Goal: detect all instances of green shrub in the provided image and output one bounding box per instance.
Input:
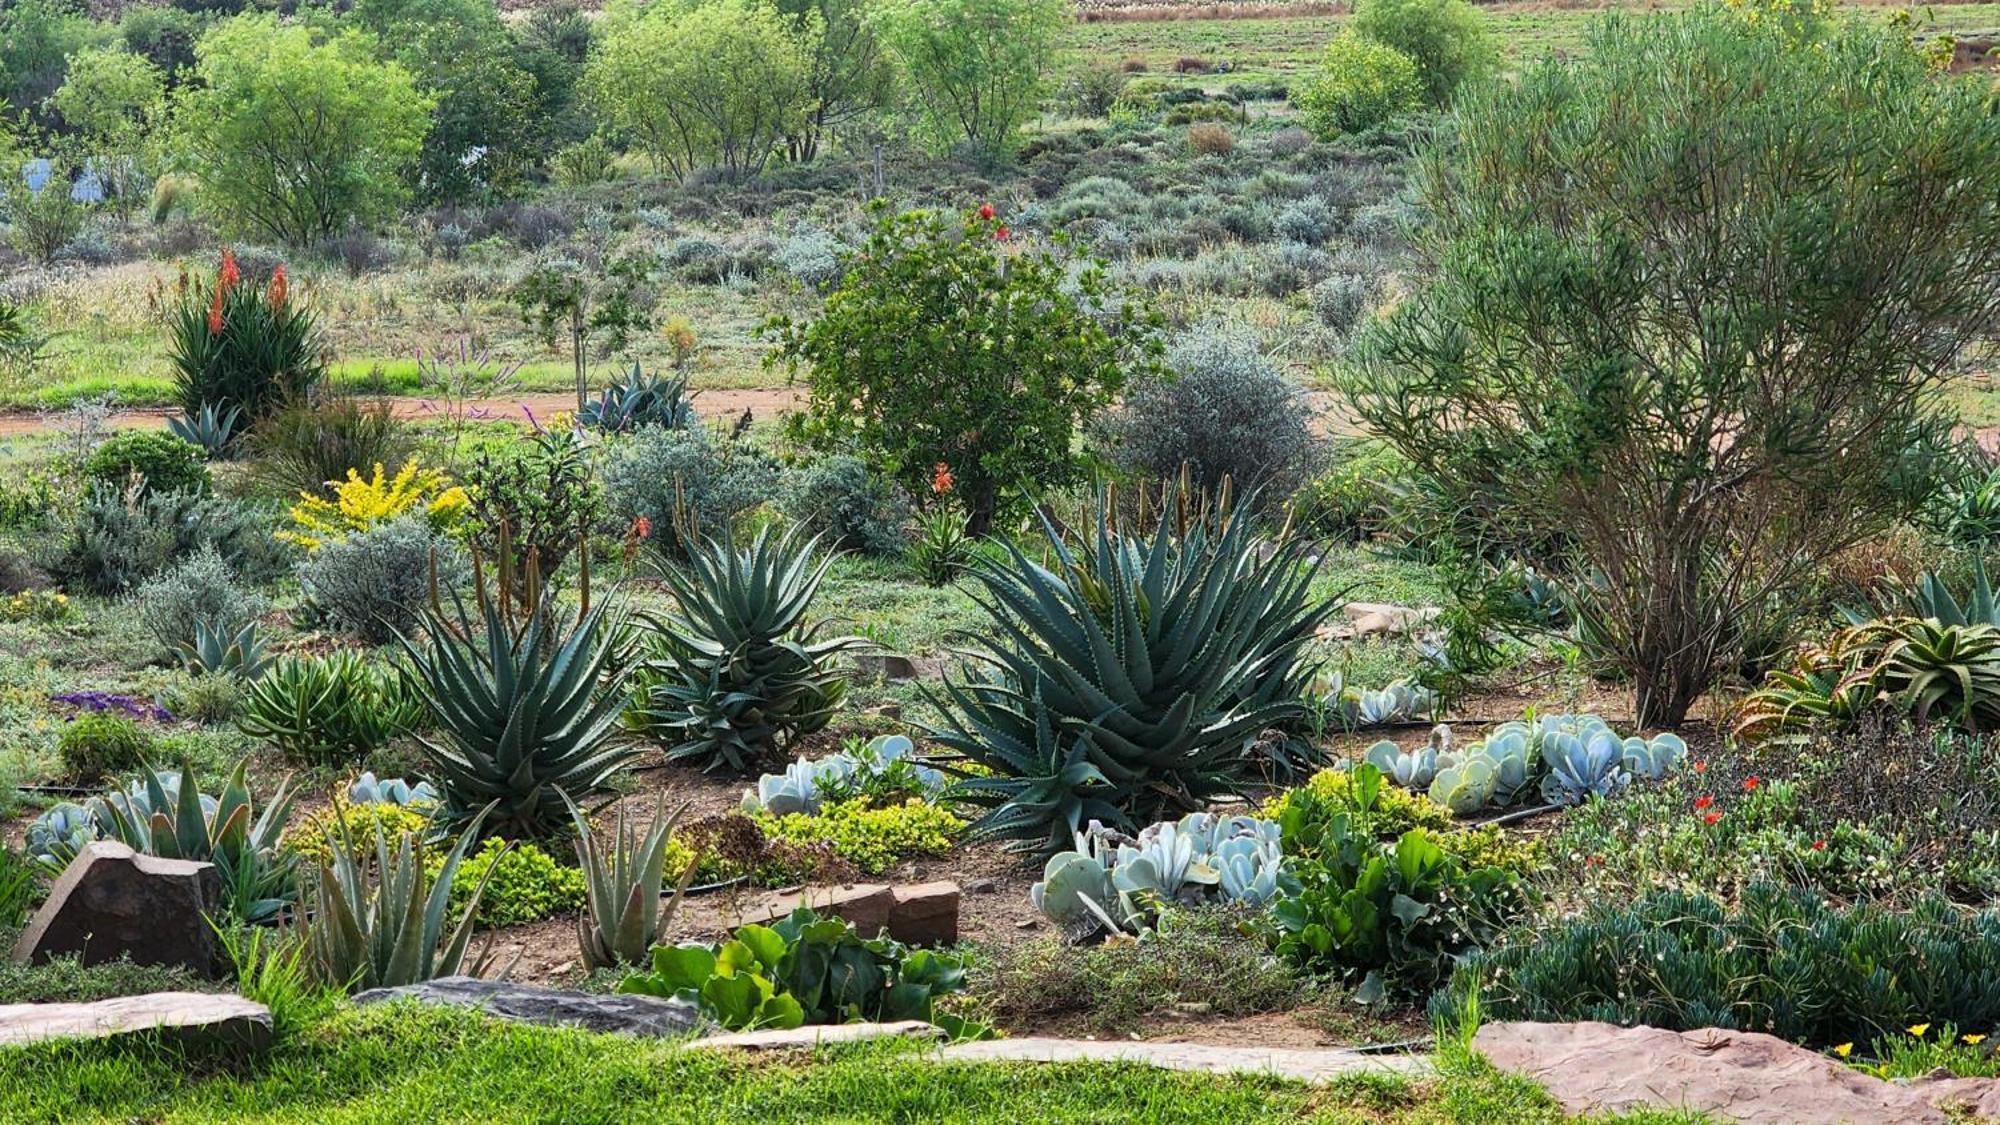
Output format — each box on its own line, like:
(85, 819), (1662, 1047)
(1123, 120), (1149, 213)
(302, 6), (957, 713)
(464, 430), (603, 585)
(778, 455), (910, 558)
(299, 516), (468, 643)
(166, 675), (244, 725)
(433, 838), (584, 928)
(1295, 34), (1422, 140)
(755, 799), (960, 876)
(83, 431), (211, 497)
(45, 484), (281, 595)
(56, 711), (158, 783)
(1445, 884), (2000, 1050)
(248, 395), (413, 502)
(619, 907), (977, 1033)
(0, 845), (40, 929)
(769, 202), (1162, 534)
(1289, 440), (1410, 543)
(237, 652), (426, 766)
(134, 546), (263, 658)
(282, 800), (435, 867)
(1349, 0), (1494, 106)
(168, 249), (326, 423)
(0, 953), (207, 1005)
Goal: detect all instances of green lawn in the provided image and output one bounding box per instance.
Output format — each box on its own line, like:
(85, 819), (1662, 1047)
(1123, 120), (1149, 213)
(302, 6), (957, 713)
(0, 1002), (1709, 1123)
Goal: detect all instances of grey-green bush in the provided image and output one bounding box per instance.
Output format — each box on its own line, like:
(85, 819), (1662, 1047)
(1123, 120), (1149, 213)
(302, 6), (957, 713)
(135, 546), (264, 657)
(601, 425), (781, 558)
(1274, 197), (1338, 246)
(1099, 324), (1318, 495)
(45, 485), (285, 595)
(1310, 273), (1376, 332)
(299, 516), (469, 643)
(779, 455), (911, 557)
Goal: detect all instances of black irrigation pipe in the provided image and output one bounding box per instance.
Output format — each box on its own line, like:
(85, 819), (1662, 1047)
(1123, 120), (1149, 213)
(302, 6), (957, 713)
(12, 783), (96, 798)
(1463, 802), (1564, 830)
(1349, 1036), (1435, 1055)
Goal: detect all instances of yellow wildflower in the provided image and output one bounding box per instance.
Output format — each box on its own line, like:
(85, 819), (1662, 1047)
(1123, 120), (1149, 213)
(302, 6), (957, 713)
(279, 458), (468, 551)
(1965, 1034), (1988, 1046)
(1909, 1023), (1931, 1038)
(1832, 1043), (1853, 1058)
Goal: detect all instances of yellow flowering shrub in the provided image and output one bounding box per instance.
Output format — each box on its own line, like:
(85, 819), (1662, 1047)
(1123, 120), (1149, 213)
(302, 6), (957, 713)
(2, 590), (75, 624)
(282, 800), (435, 866)
(279, 459), (471, 551)
(756, 798), (962, 875)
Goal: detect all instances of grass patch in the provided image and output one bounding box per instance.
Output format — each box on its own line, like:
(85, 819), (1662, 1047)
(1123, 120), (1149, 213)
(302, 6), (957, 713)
(0, 1001), (1601, 1123)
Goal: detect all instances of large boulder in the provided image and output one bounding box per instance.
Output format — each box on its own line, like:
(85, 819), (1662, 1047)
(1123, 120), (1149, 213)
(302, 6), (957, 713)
(352, 977), (705, 1037)
(743, 881), (962, 946)
(1474, 1021), (1947, 1124)
(11, 842), (223, 978)
(0, 992), (271, 1053)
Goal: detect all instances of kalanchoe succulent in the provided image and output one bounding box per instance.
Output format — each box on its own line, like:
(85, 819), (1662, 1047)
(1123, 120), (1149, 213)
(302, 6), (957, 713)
(347, 772), (437, 807)
(1030, 812), (1290, 940)
(1540, 728), (1631, 805)
(743, 734), (945, 816)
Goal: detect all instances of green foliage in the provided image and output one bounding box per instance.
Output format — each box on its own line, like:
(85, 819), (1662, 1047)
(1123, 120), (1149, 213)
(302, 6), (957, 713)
(177, 619), (275, 680)
(304, 818), (496, 993)
(1294, 33), (1423, 139)
(0, 846), (41, 930)
(0, 954), (203, 1007)
(1290, 440), (1409, 544)
(1353, 8), (1995, 725)
(164, 15), (433, 246)
(168, 252), (327, 426)
(1445, 884), (2000, 1050)
(569, 796), (695, 971)
(56, 711), (156, 784)
(1266, 813), (1521, 1004)
(619, 907), (978, 1034)
(931, 498), (1330, 854)
(577, 361), (698, 434)
(87, 760), (299, 925)
(47, 483), (277, 595)
(299, 515), (469, 643)
(1741, 617), (2000, 741)
(217, 925), (338, 1043)
(283, 800), (435, 868)
(248, 396), (411, 502)
(870, 0), (1067, 155)
(169, 403), (245, 460)
(770, 203), (1161, 533)
(585, 0), (814, 179)
(464, 430), (603, 587)
(398, 581), (639, 840)
(633, 527), (863, 773)
(755, 798), (960, 875)
(1349, 0), (1495, 106)
(436, 837), (584, 928)
(1, 152), (90, 265)
(237, 652), (426, 766)
(83, 432), (209, 498)
(134, 545), (261, 659)
(602, 424), (780, 561)
(906, 507), (973, 587)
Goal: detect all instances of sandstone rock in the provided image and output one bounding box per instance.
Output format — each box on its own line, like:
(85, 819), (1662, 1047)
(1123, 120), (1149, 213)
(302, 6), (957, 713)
(938, 1038), (1430, 1083)
(852, 654), (919, 682)
(687, 1020), (943, 1052)
(0, 992), (270, 1053)
(12, 842), (223, 977)
(889, 881), (960, 946)
(352, 976), (705, 1037)
(1474, 1021), (1946, 1124)
(1343, 602), (1440, 637)
(1910, 1075), (2000, 1118)
(745, 883), (896, 937)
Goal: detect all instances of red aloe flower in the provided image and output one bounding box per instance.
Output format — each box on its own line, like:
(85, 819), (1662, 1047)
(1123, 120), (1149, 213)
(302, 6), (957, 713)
(994, 226), (1011, 241)
(932, 462), (954, 495)
(219, 248), (240, 291)
(1693, 795), (1714, 812)
(1742, 776), (1760, 792)
(267, 265), (288, 310)
(1812, 839), (1827, 851)
(206, 286), (225, 336)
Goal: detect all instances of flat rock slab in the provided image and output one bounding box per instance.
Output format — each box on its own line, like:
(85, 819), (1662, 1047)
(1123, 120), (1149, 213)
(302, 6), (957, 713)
(1475, 1021), (1946, 1124)
(352, 976), (705, 1038)
(743, 882), (962, 946)
(1908, 1075), (2000, 1117)
(0, 992), (270, 1053)
(937, 1038), (1431, 1083)
(687, 1020), (944, 1052)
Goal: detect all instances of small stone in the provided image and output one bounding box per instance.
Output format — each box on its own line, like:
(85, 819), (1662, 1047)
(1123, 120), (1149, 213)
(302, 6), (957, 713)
(888, 881), (960, 946)
(352, 977), (704, 1038)
(852, 654), (919, 682)
(0, 992), (270, 1053)
(966, 878), (997, 895)
(12, 842), (223, 978)
(1016, 919), (1039, 930)
(865, 703), (904, 721)
(744, 884), (896, 937)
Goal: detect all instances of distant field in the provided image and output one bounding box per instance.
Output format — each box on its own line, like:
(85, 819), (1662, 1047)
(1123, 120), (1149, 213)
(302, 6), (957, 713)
(1075, 3), (2000, 85)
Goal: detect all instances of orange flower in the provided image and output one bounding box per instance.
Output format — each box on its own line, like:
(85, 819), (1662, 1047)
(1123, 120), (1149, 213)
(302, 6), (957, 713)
(977, 203), (996, 221)
(932, 462), (954, 495)
(267, 265), (288, 310)
(206, 285), (225, 336)
(1703, 811), (1723, 826)
(1693, 795), (1714, 811)
(219, 248), (240, 291)
(1742, 776), (1760, 792)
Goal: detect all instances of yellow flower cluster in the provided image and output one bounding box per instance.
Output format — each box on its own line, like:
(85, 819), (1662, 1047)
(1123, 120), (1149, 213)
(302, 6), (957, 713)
(281, 799), (434, 866)
(2, 589), (74, 624)
(279, 459), (471, 552)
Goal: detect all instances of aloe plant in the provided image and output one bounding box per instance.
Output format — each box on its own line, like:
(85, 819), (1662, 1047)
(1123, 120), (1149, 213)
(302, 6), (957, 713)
(168, 402), (243, 459)
(397, 536), (640, 838)
(930, 495), (1330, 854)
(304, 818), (499, 992)
(568, 795), (697, 970)
(578, 361), (697, 433)
(176, 619), (273, 679)
(633, 526), (864, 774)
(91, 760), (297, 922)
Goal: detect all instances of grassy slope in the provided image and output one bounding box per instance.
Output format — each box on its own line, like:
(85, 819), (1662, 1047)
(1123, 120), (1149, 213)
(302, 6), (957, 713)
(0, 1003), (1707, 1124)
